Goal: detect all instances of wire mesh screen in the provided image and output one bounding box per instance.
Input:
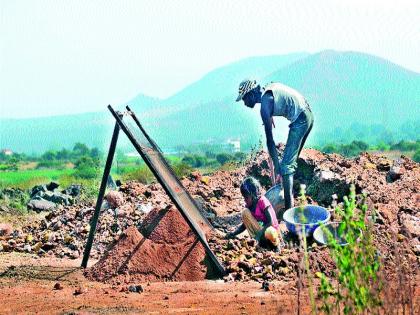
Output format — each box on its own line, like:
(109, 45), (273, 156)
(120, 111), (213, 242)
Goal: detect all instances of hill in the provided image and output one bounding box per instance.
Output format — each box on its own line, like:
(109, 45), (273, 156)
(1, 51), (419, 154)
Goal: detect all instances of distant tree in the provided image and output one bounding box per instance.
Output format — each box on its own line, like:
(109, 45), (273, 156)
(352, 140), (369, 151)
(375, 141), (390, 151)
(205, 151), (216, 159)
(72, 143), (90, 157)
(322, 144), (338, 154)
(181, 155), (195, 167)
(193, 155), (206, 168)
(73, 156), (100, 179)
(56, 148), (71, 160)
(234, 152), (247, 162)
(90, 147), (101, 159)
(216, 153), (232, 165)
(41, 150), (57, 161)
(413, 149), (420, 163)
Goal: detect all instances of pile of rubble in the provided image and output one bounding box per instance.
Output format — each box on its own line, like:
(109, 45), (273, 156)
(0, 147), (418, 283)
(0, 187), (148, 259)
(27, 182), (81, 212)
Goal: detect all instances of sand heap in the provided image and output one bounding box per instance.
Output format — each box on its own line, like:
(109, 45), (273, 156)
(85, 206), (218, 283)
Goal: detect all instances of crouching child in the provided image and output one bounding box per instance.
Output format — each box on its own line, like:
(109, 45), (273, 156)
(226, 177), (283, 251)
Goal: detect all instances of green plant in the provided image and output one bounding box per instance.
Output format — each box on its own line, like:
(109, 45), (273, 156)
(58, 174), (99, 202)
(317, 185), (382, 314)
(296, 184), (317, 315)
(73, 156), (100, 179)
(170, 161), (193, 178)
(122, 165), (154, 184)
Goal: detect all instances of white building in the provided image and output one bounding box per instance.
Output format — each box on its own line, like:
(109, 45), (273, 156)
(227, 139), (241, 153)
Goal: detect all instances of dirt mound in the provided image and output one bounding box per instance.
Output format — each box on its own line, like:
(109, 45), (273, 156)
(85, 207), (217, 283)
(2, 147), (419, 285)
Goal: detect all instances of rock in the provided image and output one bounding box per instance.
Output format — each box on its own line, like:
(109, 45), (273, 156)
(62, 184), (81, 197)
(363, 162), (376, 170)
(23, 244), (32, 252)
(70, 250), (80, 259)
(74, 285), (87, 295)
(213, 188), (225, 199)
(42, 191), (71, 205)
(238, 261), (252, 273)
(52, 221), (62, 231)
(46, 181), (59, 191)
(261, 280), (274, 291)
(376, 159), (392, 171)
(400, 214), (420, 237)
(190, 171), (202, 181)
(128, 285), (144, 293)
(25, 234), (34, 243)
(200, 176), (210, 185)
(30, 185), (47, 198)
(53, 282), (63, 290)
(27, 199), (56, 212)
(105, 191), (124, 208)
(387, 166), (404, 182)
(137, 203), (153, 214)
(0, 223), (13, 236)
(316, 170), (335, 181)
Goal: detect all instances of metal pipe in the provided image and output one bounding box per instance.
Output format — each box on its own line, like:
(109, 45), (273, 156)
(81, 115), (120, 268)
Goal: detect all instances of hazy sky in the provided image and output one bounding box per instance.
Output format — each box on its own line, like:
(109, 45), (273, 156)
(1, 0), (419, 118)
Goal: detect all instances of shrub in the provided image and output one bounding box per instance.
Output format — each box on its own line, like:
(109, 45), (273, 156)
(122, 165), (154, 184)
(73, 156), (100, 179)
(170, 161), (193, 178)
(316, 185), (382, 314)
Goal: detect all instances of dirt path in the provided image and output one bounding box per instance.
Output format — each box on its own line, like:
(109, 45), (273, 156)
(0, 252), (301, 314)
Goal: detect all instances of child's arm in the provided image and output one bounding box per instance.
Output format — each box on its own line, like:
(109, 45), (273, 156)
(263, 207), (274, 228)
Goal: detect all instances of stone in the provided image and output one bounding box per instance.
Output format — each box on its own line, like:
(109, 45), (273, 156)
(27, 199), (56, 212)
(387, 166), (404, 182)
(105, 191), (124, 208)
(400, 214), (420, 237)
(74, 285), (87, 295)
(200, 176), (210, 185)
(30, 185), (47, 198)
(128, 285), (144, 293)
(376, 159), (392, 171)
(62, 184), (81, 197)
(46, 181), (59, 191)
(0, 223), (13, 236)
(53, 282), (63, 290)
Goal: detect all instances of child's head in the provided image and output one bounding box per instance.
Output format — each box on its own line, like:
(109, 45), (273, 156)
(240, 176), (262, 207)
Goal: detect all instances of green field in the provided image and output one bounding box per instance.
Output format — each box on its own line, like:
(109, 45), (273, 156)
(0, 169), (75, 189)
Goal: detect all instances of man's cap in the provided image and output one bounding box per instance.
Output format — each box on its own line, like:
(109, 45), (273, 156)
(235, 79), (257, 102)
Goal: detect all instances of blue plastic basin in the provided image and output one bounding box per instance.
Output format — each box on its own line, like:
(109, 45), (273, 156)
(283, 205), (331, 237)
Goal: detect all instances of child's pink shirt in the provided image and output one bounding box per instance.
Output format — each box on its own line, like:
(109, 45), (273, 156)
(252, 196), (279, 229)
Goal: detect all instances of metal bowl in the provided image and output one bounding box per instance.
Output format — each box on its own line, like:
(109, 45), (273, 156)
(283, 205), (330, 237)
(313, 222), (362, 246)
(264, 184), (285, 217)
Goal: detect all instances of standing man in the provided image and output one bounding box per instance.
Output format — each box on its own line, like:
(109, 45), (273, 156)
(236, 79), (314, 210)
